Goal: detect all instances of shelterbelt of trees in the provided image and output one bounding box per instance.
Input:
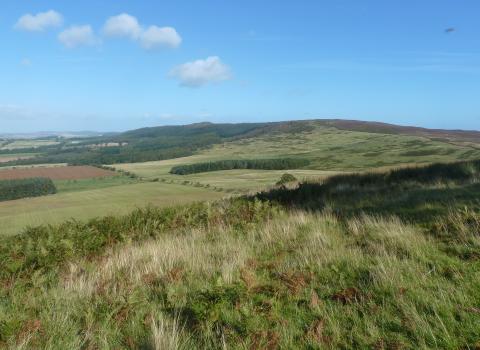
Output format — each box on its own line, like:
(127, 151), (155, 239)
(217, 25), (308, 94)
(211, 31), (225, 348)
(170, 158), (311, 175)
(0, 177), (57, 202)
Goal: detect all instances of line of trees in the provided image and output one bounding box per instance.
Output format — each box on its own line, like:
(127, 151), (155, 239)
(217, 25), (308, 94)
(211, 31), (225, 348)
(0, 177), (57, 202)
(170, 158), (310, 175)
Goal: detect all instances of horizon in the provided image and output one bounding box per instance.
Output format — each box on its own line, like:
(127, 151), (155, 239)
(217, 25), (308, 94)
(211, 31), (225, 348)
(2, 117), (480, 138)
(1, 0), (480, 132)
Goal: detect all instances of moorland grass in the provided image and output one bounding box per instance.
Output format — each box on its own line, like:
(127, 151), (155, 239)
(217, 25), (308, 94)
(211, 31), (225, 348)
(254, 159), (480, 223)
(1, 200), (479, 348)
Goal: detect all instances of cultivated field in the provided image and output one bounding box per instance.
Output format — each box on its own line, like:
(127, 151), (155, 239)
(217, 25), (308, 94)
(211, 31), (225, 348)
(0, 165), (115, 180)
(115, 157), (338, 192)
(0, 182), (223, 236)
(0, 153), (37, 163)
(0, 139), (59, 150)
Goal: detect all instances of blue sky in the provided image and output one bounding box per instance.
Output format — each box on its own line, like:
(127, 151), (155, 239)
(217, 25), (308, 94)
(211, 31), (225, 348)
(1, 0), (479, 132)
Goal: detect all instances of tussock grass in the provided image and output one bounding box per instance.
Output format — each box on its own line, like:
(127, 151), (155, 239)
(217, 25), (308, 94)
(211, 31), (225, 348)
(2, 205), (480, 348)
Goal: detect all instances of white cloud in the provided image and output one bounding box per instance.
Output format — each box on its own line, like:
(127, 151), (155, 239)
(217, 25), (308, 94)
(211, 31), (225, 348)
(139, 26), (181, 49)
(102, 13), (181, 50)
(169, 56), (232, 87)
(58, 25), (97, 48)
(15, 10), (63, 32)
(103, 13), (141, 39)
(20, 58), (32, 67)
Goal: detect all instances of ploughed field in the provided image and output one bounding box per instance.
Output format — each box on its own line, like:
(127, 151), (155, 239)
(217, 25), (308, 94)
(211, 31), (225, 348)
(0, 165), (115, 180)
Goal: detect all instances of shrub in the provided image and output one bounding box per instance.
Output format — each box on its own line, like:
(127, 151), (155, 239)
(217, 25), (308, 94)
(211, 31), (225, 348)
(0, 177), (57, 202)
(276, 173), (298, 185)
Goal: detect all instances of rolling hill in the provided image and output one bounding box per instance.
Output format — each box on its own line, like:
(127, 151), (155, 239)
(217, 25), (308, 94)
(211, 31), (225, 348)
(2, 119), (480, 167)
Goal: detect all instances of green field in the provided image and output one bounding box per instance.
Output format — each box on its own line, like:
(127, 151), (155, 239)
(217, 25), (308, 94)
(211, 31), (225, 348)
(0, 139), (59, 150)
(0, 182), (223, 236)
(115, 157), (339, 192)
(53, 176), (139, 193)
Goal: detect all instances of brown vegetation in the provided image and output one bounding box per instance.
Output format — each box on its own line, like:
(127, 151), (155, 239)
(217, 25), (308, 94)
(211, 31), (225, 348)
(0, 165), (115, 180)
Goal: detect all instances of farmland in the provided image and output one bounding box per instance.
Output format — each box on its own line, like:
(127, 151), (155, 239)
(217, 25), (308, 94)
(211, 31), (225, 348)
(0, 165), (115, 180)
(0, 139), (59, 150)
(0, 153), (37, 163)
(0, 181), (223, 236)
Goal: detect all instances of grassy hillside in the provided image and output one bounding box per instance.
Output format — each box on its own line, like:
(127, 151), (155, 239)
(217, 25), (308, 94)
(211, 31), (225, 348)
(2, 119), (479, 168)
(1, 160), (479, 349)
(114, 121), (480, 194)
(198, 122), (480, 170)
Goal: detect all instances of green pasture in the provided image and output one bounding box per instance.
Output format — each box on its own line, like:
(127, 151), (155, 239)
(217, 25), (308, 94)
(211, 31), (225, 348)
(53, 175), (139, 193)
(0, 182), (223, 236)
(0, 139), (59, 150)
(115, 160), (338, 192)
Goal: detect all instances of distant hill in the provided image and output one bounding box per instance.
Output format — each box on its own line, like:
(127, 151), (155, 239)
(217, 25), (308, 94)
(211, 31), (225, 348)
(320, 119), (480, 143)
(0, 131), (113, 139)
(1, 119), (479, 167)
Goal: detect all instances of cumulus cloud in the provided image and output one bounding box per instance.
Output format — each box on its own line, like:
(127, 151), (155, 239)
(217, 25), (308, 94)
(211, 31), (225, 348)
(169, 56), (232, 87)
(103, 13), (141, 39)
(102, 13), (181, 50)
(58, 25), (97, 48)
(15, 10), (63, 31)
(139, 26), (181, 49)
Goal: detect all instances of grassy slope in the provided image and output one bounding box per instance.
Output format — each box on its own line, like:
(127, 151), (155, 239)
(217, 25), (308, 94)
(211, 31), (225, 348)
(1, 161), (480, 348)
(115, 122), (480, 192)
(198, 122), (480, 170)
(0, 182), (223, 236)
(53, 176), (138, 194)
